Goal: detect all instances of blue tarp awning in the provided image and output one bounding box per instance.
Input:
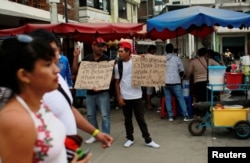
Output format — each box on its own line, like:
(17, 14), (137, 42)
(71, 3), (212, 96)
(147, 6), (250, 40)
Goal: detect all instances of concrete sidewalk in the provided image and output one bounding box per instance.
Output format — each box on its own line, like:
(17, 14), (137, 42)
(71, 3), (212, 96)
(77, 97), (250, 163)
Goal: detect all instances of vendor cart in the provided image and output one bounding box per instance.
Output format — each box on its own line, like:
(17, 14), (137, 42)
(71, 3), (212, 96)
(188, 83), (250, 139)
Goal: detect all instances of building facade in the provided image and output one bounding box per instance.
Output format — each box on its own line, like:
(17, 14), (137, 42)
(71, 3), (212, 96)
(78, 0), (140, 23)
(0, 0), (142, 61)
(1, 0), (250, 57)
(0, 0), (141, 29)
(137, 0), (250, 58)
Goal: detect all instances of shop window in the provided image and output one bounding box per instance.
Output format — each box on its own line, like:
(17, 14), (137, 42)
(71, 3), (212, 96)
(235, 0), (246, 2)
(79, 0), (110, 13)
(79, 0), (94, 7)
(118, 0), (127, 19)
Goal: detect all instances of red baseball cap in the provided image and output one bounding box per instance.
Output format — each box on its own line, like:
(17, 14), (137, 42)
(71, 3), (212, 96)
(119, 41), (132, 51)
(92, 37), (106, 46)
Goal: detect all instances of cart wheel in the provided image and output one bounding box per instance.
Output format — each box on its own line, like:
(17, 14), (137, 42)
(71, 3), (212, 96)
(188, 119), (206, 136)
(233, 120), (250, 139)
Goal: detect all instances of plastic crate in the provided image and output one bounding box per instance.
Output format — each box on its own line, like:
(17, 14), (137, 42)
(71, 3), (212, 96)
(225, 72), (243, 89)
(213, 108), (248, 126)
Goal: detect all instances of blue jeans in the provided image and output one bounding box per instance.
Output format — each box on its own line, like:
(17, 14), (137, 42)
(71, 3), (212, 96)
(163, 84), (189, 117)
(86, 92), (110, 134)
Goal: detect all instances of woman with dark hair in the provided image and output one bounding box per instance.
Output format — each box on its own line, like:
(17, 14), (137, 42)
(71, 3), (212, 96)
(0, 35), (91, 163)
(207, 49), (224, 65)
(186, 47), (220, 117)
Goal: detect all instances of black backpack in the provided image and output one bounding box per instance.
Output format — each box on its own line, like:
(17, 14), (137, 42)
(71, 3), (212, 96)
(114, 58), (123, 82)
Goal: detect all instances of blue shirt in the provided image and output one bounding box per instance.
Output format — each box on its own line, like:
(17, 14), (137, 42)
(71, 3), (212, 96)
(58, 55), (73, 88)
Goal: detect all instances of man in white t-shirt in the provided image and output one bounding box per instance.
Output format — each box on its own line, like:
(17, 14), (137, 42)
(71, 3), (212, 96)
(114, 41), (160, 148)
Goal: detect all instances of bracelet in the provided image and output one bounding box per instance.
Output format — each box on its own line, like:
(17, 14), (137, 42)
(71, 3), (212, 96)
(92, 129), (100, 137)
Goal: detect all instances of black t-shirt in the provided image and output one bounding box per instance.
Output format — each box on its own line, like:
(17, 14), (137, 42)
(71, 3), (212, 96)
(83, 54), (110, 95)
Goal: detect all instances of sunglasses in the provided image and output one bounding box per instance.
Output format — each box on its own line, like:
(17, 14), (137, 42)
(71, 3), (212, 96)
(1, 34), (33, 50)
(2, 34), (33, 47)
(16, 34), (33, 43)
(0, 87), (12, 106)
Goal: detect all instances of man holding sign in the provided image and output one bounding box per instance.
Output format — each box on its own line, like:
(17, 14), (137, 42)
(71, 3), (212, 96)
(114, 41), (160, 148)
(74, 37), (112, 144)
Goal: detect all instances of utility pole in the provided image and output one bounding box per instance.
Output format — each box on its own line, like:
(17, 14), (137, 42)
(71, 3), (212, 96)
(64, 0), (68, 23)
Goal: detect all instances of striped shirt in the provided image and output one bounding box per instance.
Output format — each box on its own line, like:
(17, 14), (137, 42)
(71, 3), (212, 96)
(165, 53), (184, 84)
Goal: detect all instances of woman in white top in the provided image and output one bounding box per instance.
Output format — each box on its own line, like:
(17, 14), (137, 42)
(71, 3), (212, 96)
(0, 35), (91, 163)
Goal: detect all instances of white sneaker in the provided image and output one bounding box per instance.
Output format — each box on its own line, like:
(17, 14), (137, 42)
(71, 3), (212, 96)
(168, 117), (174, 122)
(85, 137), (96, 144)
(146, 141), (160, 148)
(183, 117), (192, 122)
(124, 140), (134, 147)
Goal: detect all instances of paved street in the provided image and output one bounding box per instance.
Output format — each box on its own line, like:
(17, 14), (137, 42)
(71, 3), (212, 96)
(77, 96), (250, 163)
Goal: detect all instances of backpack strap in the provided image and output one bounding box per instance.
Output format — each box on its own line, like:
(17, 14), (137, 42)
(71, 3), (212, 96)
(57, 84), (72, 108)
(114, 58), (123, 82)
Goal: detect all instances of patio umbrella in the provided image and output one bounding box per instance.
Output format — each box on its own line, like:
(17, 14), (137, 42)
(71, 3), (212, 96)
(147, 6), (250, 40)
(0, 22), (144, 42)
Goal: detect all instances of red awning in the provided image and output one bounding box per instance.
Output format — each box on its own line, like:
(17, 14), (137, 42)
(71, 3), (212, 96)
(0, 23), (144, 42)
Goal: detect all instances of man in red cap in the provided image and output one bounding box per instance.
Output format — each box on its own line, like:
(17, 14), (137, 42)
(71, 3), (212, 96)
(118, 41), (132, 51)
(114, 41), (160, 148)
(72, 37), (111, 144)
(92, 37), (106, 46)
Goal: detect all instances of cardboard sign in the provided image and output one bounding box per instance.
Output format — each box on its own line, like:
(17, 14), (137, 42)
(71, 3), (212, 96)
(74, 60), (115, 90)
(132, 54), (166, 87)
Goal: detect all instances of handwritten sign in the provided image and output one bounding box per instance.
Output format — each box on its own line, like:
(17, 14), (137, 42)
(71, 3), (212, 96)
(132, 54), (166, 87)
(74, 60), (115, 90)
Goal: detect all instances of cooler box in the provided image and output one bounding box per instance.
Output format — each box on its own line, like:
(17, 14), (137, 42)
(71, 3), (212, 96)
(208, 66), (227, 90)
(213, 108), (248, 126)
(225, 72), (243, 89)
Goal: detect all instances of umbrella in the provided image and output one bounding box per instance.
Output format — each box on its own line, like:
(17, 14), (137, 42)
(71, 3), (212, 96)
(147, 6), (250, 40)
(0, 22), (144, 42)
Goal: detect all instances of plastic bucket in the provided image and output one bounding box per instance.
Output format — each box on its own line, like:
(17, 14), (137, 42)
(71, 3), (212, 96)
(242, 65), (250, 75)
(208, 66), (227, 90)
(225, 72), (243, 89)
